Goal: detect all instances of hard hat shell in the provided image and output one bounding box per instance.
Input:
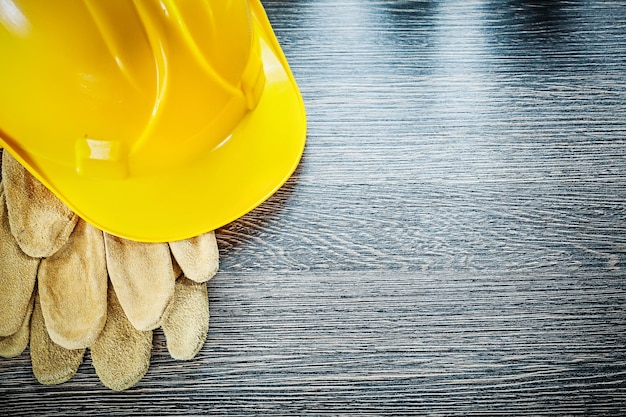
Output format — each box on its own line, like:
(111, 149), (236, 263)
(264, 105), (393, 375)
(0, 0), (306, 242)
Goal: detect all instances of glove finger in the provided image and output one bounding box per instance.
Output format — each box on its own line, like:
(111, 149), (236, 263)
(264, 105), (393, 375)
(38, 219), (108, 349)
(0, 185), (39, 337)
(161, 277), (209, 360)
(30, 293), (85, 385)
(104, 234), (176, 331)
(2, 151), (78, 258)
(91, 283), (152, 391)
(169, 231), (219, 283)
(0, 291), (35, 358)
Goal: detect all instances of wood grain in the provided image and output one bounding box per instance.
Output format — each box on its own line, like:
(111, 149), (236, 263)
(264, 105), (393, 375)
(1, 0), (625, 415)
(1, 271), (625, 415)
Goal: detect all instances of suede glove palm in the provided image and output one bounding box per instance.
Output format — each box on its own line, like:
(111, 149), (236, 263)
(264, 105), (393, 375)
(0, 150), (219, 390)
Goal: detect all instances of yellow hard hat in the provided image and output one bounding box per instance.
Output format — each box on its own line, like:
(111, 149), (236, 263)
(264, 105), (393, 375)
(0, 0), (306, 242)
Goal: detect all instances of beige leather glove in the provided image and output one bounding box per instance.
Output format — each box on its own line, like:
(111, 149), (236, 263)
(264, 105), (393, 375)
(0, 150), (219, 390)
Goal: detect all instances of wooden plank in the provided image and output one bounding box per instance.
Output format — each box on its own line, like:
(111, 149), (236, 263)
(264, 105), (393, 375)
(217, 180), (625, 273)
(1, 271), (625, 415)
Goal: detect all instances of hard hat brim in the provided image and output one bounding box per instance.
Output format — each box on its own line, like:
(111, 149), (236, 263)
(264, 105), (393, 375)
(5, 0), (306, 242)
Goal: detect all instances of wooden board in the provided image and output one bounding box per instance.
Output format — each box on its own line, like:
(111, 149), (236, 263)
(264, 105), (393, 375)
(1, 0), (625, 415)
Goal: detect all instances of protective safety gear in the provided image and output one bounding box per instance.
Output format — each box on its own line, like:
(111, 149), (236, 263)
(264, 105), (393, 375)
(0, 0), (306, 242)
(0, 150), (218, 390)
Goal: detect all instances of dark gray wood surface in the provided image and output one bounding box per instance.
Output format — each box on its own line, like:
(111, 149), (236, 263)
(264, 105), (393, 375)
(1, 0), (625, 415)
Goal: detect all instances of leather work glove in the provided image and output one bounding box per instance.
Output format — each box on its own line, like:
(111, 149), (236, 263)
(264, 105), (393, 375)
(0, 150), (219, 390)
